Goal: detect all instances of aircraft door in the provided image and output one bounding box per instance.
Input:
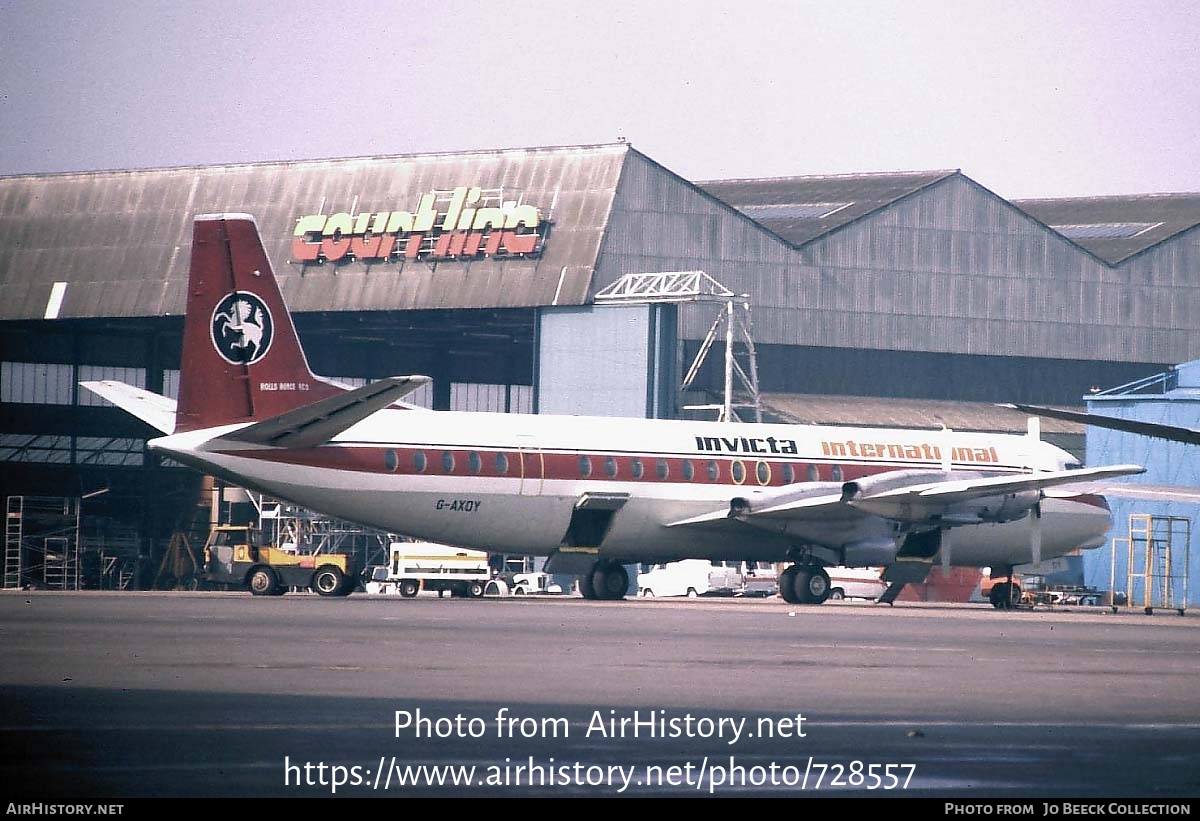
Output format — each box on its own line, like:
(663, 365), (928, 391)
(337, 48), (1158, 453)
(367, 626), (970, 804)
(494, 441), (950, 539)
(516, 435), (543, 496)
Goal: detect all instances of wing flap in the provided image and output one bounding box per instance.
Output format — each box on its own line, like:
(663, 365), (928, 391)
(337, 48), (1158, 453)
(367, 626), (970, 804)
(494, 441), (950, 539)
(222, 375), (431, 448)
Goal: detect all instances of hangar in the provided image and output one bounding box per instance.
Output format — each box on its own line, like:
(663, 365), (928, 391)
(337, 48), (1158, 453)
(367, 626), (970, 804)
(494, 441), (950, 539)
(2, 142), (1198, 589)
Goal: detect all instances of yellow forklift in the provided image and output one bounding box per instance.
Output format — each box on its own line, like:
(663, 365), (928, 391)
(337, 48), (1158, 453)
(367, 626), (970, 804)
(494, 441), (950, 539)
(202, 525), (360, 596)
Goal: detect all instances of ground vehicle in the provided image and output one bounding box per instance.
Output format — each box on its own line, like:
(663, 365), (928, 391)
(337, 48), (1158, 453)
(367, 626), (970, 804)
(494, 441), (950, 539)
(511, 571), (564, 595)
(740, 562), (779, 597)
(203, 524), (359, 596)
(826, 566), (888, 601)
(381, 542), (490, 598)
(637, 560), (743, 598)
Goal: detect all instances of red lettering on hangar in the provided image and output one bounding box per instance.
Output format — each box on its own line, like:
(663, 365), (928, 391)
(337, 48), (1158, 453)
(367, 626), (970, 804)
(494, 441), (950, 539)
(291, 186), (546, 264)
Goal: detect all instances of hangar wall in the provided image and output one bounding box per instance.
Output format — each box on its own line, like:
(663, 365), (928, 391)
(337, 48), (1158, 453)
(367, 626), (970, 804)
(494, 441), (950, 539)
(1083, 361), (1200, 605)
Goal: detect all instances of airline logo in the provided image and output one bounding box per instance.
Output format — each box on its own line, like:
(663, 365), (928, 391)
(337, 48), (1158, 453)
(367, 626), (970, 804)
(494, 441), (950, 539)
(211, 291), (273, 365)
(292, 186), (545, 264)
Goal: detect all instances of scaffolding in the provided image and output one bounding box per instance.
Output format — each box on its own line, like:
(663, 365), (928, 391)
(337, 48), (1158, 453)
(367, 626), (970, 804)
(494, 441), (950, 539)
(249, 494), (393, 570)
(4, 496), (82, 590)
(1110, 513), (1190, 615)
(594, 271), (762, 423)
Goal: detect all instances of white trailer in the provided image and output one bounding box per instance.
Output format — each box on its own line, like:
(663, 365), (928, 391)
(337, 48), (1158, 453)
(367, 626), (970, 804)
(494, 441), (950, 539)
(371, 542), (491, 598)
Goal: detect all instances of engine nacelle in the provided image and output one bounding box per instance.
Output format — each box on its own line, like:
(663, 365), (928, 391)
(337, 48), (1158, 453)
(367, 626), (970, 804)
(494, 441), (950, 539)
(842, 538), (900, 567)
(841, 469), (982, 502)
(943, 490), (1041, 524)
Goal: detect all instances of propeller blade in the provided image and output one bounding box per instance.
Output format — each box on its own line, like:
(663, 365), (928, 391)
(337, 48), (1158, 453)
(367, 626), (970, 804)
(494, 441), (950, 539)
(1030, 501), (1043, 568)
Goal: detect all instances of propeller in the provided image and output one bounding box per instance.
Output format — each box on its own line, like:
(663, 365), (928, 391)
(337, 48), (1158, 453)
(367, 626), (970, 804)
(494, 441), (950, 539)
(1030, 498), (1043, 569)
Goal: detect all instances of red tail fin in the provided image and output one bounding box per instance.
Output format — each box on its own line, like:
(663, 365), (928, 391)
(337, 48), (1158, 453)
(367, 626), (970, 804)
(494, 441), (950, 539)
(175, 214), (343, 433)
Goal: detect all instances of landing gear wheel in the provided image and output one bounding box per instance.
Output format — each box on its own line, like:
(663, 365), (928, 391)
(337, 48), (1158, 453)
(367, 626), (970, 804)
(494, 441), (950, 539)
(248, 567), (278, 597)
(312, 566), (344, 597)
(591, 563), (628, 600)
(798, 566), (831, 604)
(990, 582), (1021, 610)
(578, 571), (598, 600)
(686, 588), (698, 598)
(641, 589), (655, 598)
(779, 567), (800, 604)
(783, 565), (831, 604)
(829, 589), (845, 601)
(399, 579), (420, 598)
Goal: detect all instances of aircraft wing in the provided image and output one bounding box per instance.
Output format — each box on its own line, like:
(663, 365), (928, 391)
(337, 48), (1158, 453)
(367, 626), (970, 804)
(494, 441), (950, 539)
(1006, 403), (1200, 446)
(221, 375), (431, 449)
(79, 380), (178, 434)
(1044, 481), (1200, 503)
(667, 464), (1145, 530)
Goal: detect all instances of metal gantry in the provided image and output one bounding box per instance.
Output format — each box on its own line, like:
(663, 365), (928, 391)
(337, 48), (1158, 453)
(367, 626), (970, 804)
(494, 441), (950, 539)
(594, 271), (762, 423)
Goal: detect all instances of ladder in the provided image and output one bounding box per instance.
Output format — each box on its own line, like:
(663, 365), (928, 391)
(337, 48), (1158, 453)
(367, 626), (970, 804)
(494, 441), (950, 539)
(4, 496), (23, 589)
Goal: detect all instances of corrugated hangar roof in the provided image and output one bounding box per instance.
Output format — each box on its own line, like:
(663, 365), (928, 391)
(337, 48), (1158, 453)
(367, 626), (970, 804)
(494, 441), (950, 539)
(696, 170), (958, 247)
(1013, 193), (1200, 265)
(0, 144), (629, 320)
(761, 393), (1083, 435)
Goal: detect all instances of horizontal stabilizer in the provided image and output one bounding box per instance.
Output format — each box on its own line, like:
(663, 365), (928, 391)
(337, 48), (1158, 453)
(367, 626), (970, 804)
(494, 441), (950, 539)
(222, 376), (431, 449)
(79, 381), (177, 434)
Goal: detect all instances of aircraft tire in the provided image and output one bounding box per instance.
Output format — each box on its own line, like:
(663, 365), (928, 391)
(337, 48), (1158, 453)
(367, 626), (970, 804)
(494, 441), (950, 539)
(802, 566), (832, 604)
(592, 563), (628, 600)
(578, 570), (598, 600)
(779, 567), (800, 604)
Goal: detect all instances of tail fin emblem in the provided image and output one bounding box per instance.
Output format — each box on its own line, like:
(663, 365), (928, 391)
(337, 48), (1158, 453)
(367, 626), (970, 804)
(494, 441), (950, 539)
(211, 291), (274, 365)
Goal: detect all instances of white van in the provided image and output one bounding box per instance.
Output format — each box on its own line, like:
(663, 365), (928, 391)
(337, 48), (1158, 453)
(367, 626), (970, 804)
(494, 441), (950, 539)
(826, 566), (887, 601)
(637, 560), (742, 598)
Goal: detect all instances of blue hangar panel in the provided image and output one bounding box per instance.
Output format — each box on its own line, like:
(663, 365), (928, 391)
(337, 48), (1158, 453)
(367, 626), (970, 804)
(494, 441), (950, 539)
(1083, 360), (1200, 606)
(536, 304), (677, 419)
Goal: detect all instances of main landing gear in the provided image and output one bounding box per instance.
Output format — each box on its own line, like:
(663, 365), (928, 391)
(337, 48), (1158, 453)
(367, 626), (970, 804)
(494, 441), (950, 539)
(779, 564), (832, 605)
(578, 561), (629, 600)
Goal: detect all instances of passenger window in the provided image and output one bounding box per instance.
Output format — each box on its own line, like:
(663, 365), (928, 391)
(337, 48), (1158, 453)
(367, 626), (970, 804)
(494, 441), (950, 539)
(414, 451), (428, 473)
(731, 460), (746, 484)
(442, 451), (455, 472)
(706, 460), (719, 482)
(579, 455), (592, 477)
(681, 460), (694, 481)
(469, 451), (482, 475)
(756, 461), (770, 485)
(656, 459), (669, 480)
(807, 464), (819, 482)
(495, 452), (509, 474)
(831, 465), (843, 482)
(782, 463), (795, 483)
(631, 458), (644, 479)
(605, 456), (618, 478)
(385, 449), (398, 472)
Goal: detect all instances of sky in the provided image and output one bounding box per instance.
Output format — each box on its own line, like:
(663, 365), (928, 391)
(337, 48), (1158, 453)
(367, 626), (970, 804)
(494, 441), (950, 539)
(2, 0), (1198, 200)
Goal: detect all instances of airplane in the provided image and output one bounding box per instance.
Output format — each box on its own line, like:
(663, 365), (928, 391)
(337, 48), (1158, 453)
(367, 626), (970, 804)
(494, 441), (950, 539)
(82, 213), (1146, 605)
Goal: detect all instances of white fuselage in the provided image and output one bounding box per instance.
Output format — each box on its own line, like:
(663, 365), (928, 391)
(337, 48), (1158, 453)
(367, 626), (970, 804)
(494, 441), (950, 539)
(152, 408), (1112, 568)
